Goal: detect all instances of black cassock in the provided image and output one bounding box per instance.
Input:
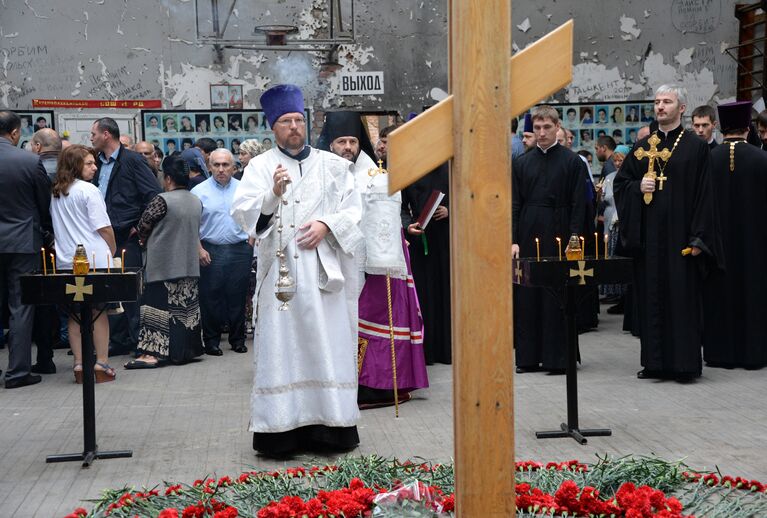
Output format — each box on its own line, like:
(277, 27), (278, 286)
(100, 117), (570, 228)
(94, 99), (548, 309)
(703, 140), (767, 369)
(403, 163), (452, 365)
(512, 144), (588, 370)
(614, 125), (722, 377)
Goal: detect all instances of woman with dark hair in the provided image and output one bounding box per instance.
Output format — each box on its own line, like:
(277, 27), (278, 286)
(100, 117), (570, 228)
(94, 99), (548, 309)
(196, 115), (210, 133)
(163, 115), (177, 133)
(180, 115), (194, 132)
(245, 115), (258, 132)
(126, 156), (204, 368)
(153, 146), (164, 172)
(50, 145), (117, 383)
(213, 116), (226, 132)
(230, 138), (241, 154)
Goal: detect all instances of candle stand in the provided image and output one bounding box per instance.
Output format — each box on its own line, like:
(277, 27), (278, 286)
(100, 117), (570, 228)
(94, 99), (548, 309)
(513, 255), (633, 444)
(21, 269), (142, 467)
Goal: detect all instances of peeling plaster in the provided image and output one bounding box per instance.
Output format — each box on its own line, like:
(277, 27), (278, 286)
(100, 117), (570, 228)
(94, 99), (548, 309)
(675, 47), (695, 67)
(643, 51), (717, 107)
(619, 15), (641, 39)
(517, 18), (531, 33)
(568, 62), (644, 102)
(163, 57), (270, 108)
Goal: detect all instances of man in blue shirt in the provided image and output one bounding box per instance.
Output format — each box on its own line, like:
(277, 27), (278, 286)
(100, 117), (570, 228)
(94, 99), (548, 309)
(91, 117), (161, 356)
(191, 148), (253, 356)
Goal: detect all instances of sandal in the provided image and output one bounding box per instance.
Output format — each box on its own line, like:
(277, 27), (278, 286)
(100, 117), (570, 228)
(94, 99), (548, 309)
(73, 364), (83, 384)
(94, 362), (116, 383)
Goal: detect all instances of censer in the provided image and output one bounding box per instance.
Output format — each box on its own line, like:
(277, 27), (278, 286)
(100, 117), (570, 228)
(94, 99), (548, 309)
(275, 176), (296, 310)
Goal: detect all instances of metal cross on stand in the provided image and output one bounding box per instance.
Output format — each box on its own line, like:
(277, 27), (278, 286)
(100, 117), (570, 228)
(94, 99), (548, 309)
(569, 261), (594, 285)
(634, 133), (672, 204)
(386, 2), (574, 514)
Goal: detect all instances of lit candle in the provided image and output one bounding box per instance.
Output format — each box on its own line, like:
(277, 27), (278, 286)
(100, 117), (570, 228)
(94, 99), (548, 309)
(535, 237), (540, 261)
(594, 232), (599, 258)
(556, 237), (562, 261)
(107, 253), (111, 273)
(50, 253), (56, 275)
(579, 236), (585, 260)
(604, 233), (609, 260)
(41, 247), (47, 275)
(121, 249), (126, 273)
(92, 252), (96, 273)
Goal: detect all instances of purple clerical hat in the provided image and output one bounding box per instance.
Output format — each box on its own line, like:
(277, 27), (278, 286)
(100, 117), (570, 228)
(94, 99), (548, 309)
(523, 113), (533, 133)
(260, 84), (305, 127)
(717, 101), (752, 132)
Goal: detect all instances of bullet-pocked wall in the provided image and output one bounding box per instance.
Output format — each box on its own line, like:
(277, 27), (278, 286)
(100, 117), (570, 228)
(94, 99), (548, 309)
(0, 0), (742, 123)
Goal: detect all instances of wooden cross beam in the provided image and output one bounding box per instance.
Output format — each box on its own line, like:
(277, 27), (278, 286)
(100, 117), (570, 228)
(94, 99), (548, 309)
(386, 5), (574, 516)
(387, 19), (573, 193)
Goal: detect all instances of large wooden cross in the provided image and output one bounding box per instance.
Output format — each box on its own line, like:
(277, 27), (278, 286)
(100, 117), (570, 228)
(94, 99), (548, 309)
(387, 3), (573, 515)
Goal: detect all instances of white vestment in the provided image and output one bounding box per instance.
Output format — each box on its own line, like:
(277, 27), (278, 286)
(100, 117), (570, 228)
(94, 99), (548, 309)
(231, 147), (363, 433)
(352, 151), (407, 278)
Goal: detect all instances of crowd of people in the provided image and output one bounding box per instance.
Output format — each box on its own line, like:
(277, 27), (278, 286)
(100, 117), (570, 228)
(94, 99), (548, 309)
(0, 83), (451, 458)
(512, 83), (767, 382)
(4, 80), (761, 458)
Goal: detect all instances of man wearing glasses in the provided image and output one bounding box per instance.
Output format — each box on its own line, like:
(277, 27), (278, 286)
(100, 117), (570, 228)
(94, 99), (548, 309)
(231, 84), (363, 457)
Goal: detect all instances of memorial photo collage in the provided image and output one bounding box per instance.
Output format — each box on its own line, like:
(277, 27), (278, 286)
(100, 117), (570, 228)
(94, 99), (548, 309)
(142, 111), (278, 158)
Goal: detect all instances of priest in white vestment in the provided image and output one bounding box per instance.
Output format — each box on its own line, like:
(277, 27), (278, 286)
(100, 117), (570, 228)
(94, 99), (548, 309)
(230, 84), (363, 456)
(318, 112), (428, 410)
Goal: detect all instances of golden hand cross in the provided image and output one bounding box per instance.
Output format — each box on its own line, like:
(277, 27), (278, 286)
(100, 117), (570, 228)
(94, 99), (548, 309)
(66, 276), (94, 302)
(634, 134), (672, 204)
(367, 159), (388, 178)
(514, 261), (523, 284)
(569, 260), (594, 285)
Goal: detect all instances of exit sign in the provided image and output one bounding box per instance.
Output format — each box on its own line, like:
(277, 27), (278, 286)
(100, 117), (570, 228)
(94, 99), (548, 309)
(339, 71), (384, 95)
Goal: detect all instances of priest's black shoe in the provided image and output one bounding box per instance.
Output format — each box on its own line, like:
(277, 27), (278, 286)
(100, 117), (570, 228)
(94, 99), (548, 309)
(606, 302), (624, 314)
(205, 346), (224, 356)
(5, 374), (42, 389)
(231, 344), (248, 353)
(515, 366), (541, 374)
(636, 369), (666, 380)
(31, 361), (57, 374)
(546, 368), (566, 375)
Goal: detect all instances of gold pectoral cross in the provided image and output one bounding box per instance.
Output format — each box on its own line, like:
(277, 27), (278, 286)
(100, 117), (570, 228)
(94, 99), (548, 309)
(634, 134), (672, 205)
(65, 276), (93, 302)
(569, 260), (594, 285)
(367, 159), (388, 178)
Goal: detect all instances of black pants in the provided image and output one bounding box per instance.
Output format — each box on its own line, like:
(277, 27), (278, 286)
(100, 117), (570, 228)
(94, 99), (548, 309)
(108, 228), (142, 353)
(199, 241), (252, 349)
(0, 253), (37, 381)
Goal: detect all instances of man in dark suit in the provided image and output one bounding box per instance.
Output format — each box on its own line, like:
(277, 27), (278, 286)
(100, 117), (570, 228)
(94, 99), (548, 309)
(0, 111), (53, 388)
(90, 117), (161, 356)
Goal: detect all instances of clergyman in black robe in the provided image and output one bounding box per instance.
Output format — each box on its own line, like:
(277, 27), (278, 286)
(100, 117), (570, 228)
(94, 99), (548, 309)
(614, 84), (722, 382)
(512, 106), (588, 373)
(703, 101), (767, 370)
(402, 162), (452, 365)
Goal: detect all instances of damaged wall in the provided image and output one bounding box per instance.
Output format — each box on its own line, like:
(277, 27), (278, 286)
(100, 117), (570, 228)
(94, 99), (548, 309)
(0, 0), (744, 123)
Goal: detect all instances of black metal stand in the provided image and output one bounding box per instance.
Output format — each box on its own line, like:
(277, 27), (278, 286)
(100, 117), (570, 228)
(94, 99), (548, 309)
(46, 302), (132, 467)
(535, 287), (612, 444)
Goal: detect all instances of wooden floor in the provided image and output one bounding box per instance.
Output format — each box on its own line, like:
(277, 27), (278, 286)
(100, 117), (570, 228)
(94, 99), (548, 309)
(0, 310), (764, 517)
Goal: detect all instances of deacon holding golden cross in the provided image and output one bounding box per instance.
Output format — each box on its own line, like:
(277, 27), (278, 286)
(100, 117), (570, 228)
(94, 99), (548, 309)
(614, 84), (722, 384)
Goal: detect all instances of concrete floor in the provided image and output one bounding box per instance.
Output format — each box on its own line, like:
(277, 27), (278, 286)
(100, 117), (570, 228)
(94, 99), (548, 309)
(0, 311), (764, 517)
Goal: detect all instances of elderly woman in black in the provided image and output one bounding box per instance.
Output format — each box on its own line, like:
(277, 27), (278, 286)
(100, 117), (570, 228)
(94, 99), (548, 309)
(125, 156), (204, 368)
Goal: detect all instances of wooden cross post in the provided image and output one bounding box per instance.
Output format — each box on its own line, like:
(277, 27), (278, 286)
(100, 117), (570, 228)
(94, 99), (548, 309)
(387, 4), (573, 515)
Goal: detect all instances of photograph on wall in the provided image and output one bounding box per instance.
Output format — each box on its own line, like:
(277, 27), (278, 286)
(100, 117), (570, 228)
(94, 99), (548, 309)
(515, 101), (655, 177)
(210, 85), (230, 110)
(209, 84), (243, 110)
(141, 109), (311, 163)
(16, 110), (55, 149)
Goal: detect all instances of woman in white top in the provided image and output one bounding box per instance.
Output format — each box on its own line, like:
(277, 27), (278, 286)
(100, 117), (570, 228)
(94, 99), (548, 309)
(50, 145), (117, 384)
